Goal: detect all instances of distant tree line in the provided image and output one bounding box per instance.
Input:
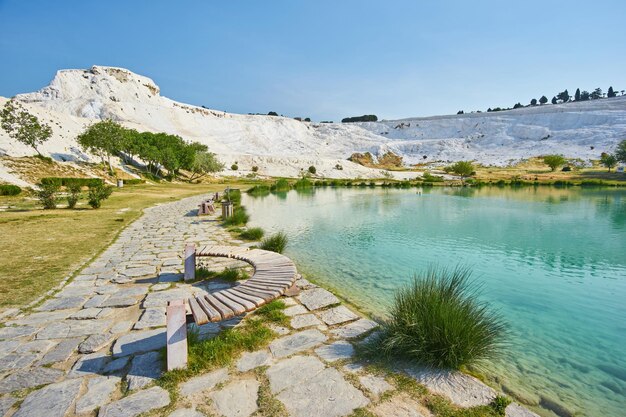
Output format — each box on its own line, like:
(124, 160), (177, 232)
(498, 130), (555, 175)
(341, 114), (378, 123)
(457, 85), (624, 114)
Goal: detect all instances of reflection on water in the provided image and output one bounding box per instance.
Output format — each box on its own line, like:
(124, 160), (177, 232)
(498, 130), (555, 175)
(244, 186), (626, 417)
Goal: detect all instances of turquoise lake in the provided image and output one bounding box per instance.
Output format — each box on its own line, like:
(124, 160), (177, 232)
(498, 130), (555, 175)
(243, 186), (626, 417)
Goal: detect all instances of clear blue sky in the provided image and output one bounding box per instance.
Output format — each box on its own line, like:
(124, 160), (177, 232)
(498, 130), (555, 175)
(1, 0), (624, 121)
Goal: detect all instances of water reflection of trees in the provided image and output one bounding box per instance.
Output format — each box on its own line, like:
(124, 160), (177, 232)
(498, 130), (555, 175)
(594, 193), (626, 229)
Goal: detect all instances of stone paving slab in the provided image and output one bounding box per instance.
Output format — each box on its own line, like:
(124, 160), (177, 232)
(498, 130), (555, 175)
(112, 328), (166, 357)
(276, 367), (369, 417)
(359, 374), (393, 396)
(314, 341), (355, 363)
(331, 318), (378, 339)
(291, 313), (323, 329)
(0, 396), (16, 417)
(283, 305), (308, 317)
(318, 305), (359, 326)
(298, 288), (340, 311)
(36, 319), (113, 340)
(13, 378), (83, 417)
(36, 296), (88, 311)
(372, 394), (429, 417)
(134, 308), (166, 329)
(266, 355), (326, 394)
(79, 332), (114, 353)
(236, 350), (273, 372)
(180, 368), (228, 396)
(405, 367), (497, 407)
(99, 386), (170, 417)
(169, 409), (207, 417)
(269, 329), (327, 358)
(0, 367), (64, 393)
(0, 325), (39, 340)
(209, 379), (259, 417)
(127, 351), (163, 390)
(75, 376), (120, 414)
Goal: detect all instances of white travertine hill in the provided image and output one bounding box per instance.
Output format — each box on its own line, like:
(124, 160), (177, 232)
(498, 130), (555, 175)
(1, 65), (625, 181)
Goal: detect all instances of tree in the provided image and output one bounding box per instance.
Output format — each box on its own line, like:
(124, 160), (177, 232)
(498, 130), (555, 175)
(447, 161), (474, 178)
(615, 139), (626, 163)
(590, 88), (602, 100)
(551, 96), (558, 105)
(542, 154), (566, 171)
(575, 88), (581, 101)
(580, 90), (590, 101)
(87, 183), (113, 209)
(341, 115), (378, 123)
(77, 120), (126, 172)
(1, 99), (52, 156)
(530, 98), (537, 106)
(457, 110), (464, 114)
(600, 153), (617, 172)
(188, 151), (224, 181)
(539, 96), (548, 105)
(268, 111), (278, 116)
(607, 86), (616, 98)
(557, 89), (570, 103)
(513, 102), (523, 109)
(308, 165), (316, 174)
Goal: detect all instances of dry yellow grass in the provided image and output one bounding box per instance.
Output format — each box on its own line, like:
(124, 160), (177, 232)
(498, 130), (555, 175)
(0, 182), (229, 310)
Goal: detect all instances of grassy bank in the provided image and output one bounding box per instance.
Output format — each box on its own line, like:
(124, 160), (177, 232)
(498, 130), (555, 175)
(0, 182), (230, 310)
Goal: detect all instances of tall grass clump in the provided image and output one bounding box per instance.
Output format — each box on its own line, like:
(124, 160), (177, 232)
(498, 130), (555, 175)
(372, 266), (507, 369)
(246, 185), (270, 197)
(293, 177), (312, 189)
(271, 178), (290, 192)
(239, 227), (264, 241)
(223, 206), (249, 226)
(259, 232), (288, 253)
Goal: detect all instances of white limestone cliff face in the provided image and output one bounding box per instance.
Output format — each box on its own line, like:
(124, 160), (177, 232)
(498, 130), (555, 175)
(1, 65), (625, 184)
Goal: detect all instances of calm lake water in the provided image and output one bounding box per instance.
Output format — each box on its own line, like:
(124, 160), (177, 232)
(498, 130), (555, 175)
(243, 186), (626, 417)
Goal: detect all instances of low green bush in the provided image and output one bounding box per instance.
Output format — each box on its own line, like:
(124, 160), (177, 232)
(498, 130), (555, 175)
(422, 172), (444, 182)
(121, 178), (145, 185)
(87, 183), (113, 209)
(40, 177), (103, 187)
(37, 183), (59, 209)
(271, 178), (290, 192)
(0, 184), (21, 196)
(259, 232), (288, 254)
(247, 185), (271, 197)
(66, 183), (82, 209)
(580, 179), (606, 187)
(490, 396), (511, 416)
(239, 227), (265, 241)
(223, 206), (249, 226)
(308, 165), (316, 174)
(251, 166), (259, 172)
(231, 164), (239, 171)
(366, 266), (507, 369)
(224, 188), (241, 205)
(293, 177), (312, 189)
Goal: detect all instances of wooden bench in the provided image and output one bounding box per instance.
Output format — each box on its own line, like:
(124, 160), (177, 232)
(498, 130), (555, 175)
(166, 244), (298, 370)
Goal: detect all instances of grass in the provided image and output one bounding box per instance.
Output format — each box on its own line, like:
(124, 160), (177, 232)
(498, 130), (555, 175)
(239, 227), (265, 241)
(259, 232), (288, 254)
(253, 300), (289, 326)
(222, 206), (249, 226)
(0, 181), (228, 310)
(195, 267), (249, 282)
(363, 266), (508, 370)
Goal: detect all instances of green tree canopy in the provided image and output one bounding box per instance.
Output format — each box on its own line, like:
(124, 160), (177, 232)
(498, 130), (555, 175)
(542, 154), (566, 171)
(615, 139), (626, 163)
(575, 88), (581, 101)
(189, 151), (225, 181)
(539, 95), (548, 104)
(1, 99), (52, 156)
(77, 119), (126, 171)
(446, 161), (474, 178)
(600, 153), (617, 172)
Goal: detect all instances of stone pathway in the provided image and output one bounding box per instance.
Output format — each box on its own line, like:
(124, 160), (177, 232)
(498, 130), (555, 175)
(0, 195), (539, 417)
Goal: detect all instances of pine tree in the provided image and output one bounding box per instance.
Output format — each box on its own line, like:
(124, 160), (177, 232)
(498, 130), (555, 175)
(607, 86), (616, 98)
(530, 98), (537, 106)
(539, 96), (548, 105)
(551, 96), (558, 105)
(575, 88), (581, 101)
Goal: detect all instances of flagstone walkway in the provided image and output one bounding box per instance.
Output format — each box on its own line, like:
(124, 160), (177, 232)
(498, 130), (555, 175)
(0, 195), (538, 417)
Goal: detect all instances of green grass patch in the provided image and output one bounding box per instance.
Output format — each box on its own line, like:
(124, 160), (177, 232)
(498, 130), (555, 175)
(222, 206), (249, 226)
(253, 300), (289, 326)
(239, 227), (265, 241)
(271, 178), (291, 192)
(363, 266), (508, 370)
(259, 232), (288, 254)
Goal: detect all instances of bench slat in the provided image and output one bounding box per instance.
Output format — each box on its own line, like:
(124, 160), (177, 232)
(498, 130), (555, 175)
(236, 285), (279, 300)
(221, 290), (257, 310)
(228, 288), (265, 307)
(212, 292), (246, 315)
(187, 297), (209, 325)
(204, 294), (235, 320)
(196, 296), (222, 322)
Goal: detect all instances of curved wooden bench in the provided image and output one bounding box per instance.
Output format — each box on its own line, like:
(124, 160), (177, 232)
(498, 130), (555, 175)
(167, 244), (298, 370)
(187, 245), (298, 324)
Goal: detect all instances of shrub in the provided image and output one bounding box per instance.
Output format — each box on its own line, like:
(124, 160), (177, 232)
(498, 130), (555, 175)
(224, 188), (241, 205)
(446, 161), (474, 178)
(542, 155), (566, 171)
(561, 166), (572, 172)
(259, 232), (288, 254)
(87, 183), (113, 209)
(422, 172), (444, 182)
(369, 266), (507, 369)
(490, 396), (511, 416)
(335, 164), (343, 170)
(341, 114), (378, 123)
(308, 165), (316, 174)
(231, 164), (238, 171)
(0, 184), (21, 196)
(40, 177), (103, 187)
(246, 185), (270, 197)
(66, 183), (82, 209)
(223, 206), (249, 226)
(122, 178), (145, 185)
(239, 227), (265, 241)
(293, 177), (312, 189)
(251, 166), (259, 172)
(272, 178), (290, 192)
(37, 183), (59, 209)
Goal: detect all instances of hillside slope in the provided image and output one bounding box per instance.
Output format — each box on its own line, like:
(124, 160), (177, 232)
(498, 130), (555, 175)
(1, 65), (625, 182)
